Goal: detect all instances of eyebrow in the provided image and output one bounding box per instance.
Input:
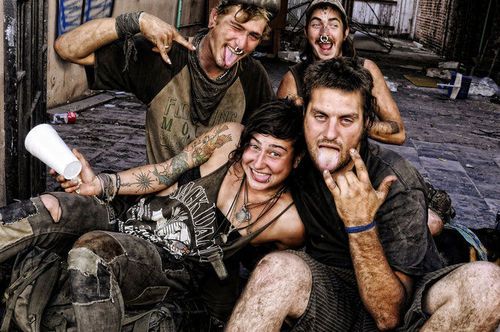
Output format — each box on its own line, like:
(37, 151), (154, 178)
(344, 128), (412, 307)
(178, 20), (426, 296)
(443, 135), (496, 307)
(251, 137), (288, 152)
(231, 20), (263, 39)
(310, 16), (341, 23)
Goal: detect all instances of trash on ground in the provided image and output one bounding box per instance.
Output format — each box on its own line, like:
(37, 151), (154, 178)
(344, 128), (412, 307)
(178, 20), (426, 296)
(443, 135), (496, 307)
(438, 61), (462, 70)
(278, 51), (300, 63)
(404, 75), (440, 88)
(468, 77), (498, 97)
(437, 72), (471, 99)
(384, 77), (398, 92)
(426, 68), (452, 80)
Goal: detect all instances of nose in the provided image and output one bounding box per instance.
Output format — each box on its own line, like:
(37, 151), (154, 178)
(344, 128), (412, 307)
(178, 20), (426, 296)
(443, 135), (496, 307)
(254, 151), (266, 169)
(236, 32), (248, 51)
(320, 25), (329, 35)
(324, 119), (338, 140)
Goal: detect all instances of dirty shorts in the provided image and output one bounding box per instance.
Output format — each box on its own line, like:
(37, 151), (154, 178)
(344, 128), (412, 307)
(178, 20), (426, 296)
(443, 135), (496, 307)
(288, 251), (461, 332)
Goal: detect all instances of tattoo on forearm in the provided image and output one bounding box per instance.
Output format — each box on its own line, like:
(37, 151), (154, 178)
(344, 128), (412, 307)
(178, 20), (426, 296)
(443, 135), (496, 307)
(371, 120), (400, 135)
(152, 152), (190, 187)
(121, 171), (154, 192)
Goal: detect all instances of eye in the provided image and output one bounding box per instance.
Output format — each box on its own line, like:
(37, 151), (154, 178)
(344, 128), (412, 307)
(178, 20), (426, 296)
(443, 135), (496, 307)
(340, 117), (354, 125)
(248, 33), (261, 42)
(249, 143), (260, 151)
(328, 22), (340, 29)
(269, 151), (282, 158)
(311, 23), (321, 29)
(314, 113), (327, 121)
(231, 23), (243, 31)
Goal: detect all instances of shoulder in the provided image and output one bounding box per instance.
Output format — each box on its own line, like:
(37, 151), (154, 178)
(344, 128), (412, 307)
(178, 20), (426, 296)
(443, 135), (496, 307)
(277, 70), (299, 99)
(266, 200), (305, 249)
(239, 56), (267, 76)
(362, 58), (384, 78)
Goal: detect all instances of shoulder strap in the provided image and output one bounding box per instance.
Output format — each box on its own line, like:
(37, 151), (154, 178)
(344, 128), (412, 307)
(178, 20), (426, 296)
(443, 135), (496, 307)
(223, 202), (294, 259)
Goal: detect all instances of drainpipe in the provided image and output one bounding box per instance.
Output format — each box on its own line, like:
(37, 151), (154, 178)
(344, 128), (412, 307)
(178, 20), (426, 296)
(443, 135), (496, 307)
(473, 0), (493, 74)
(176, 0), (183, 29)
(410, 0), (420, 39)
(441, 0), (453, 56)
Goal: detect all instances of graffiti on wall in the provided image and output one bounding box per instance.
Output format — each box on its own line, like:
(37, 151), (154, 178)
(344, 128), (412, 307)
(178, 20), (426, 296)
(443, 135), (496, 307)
(58, 0), (114, 35)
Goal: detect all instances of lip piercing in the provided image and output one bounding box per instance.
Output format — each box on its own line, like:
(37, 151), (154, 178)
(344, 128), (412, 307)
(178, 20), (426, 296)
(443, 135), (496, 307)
(319, 35), (330, 43)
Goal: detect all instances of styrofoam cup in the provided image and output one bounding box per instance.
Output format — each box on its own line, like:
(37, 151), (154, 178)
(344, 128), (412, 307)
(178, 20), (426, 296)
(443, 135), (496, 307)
(24, 124), (82, 179)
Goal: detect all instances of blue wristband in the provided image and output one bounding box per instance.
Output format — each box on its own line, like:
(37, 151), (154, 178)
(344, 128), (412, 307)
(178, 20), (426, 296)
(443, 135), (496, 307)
(345, 221), (376, 234)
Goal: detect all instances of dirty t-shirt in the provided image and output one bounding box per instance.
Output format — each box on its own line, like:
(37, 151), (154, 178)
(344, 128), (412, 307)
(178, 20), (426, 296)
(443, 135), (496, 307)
(292, 141), (445, 277)
(118, 163), (249, 320)
(88, 36), (274, 163)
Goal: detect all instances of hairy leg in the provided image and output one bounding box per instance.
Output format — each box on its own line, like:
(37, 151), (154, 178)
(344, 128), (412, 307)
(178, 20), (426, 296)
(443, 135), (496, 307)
(227, 251), (312, 332)
(422, 261), (500, 331)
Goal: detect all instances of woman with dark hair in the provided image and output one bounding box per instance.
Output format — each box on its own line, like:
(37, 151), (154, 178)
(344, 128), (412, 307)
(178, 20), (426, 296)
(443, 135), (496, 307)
(0, 99), (305, 330)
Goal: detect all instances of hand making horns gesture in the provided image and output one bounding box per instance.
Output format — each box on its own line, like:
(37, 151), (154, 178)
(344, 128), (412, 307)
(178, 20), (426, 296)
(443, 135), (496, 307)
(323, 148), (397, 228)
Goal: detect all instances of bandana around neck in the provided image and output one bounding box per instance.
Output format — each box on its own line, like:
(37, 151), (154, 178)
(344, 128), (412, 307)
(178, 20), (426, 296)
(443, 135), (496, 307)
(188, 29), (239, 125)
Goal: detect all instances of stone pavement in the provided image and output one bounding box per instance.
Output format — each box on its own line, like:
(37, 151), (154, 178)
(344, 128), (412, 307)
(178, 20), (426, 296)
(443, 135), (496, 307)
(47, 45), (500, 230)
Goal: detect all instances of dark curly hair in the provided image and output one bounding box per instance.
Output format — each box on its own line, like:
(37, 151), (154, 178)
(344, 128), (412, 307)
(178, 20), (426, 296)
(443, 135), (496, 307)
(229, 99), (305, 164)
(303, 57), (377, 136)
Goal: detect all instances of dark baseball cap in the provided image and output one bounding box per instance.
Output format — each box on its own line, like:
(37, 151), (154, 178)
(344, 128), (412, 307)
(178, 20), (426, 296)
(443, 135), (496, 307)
(306, 0), (348, 26)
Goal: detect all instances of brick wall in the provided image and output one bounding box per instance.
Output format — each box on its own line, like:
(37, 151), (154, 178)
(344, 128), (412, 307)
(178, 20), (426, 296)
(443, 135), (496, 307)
(415, 0), (452, 54)
(416, 0), (498, 76)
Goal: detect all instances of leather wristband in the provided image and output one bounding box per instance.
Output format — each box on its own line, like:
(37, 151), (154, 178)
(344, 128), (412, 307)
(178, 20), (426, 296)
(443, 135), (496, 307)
(345, 220), (376, 234)
(115, 12), (143, 39)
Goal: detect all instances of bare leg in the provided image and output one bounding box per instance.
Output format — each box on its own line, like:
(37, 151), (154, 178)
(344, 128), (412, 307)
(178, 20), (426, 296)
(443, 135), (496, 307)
(40, 194), (62, 222)
(427, 209), (444, 236)
(227, 251), (312, 331)
(422, 261), (500, 331)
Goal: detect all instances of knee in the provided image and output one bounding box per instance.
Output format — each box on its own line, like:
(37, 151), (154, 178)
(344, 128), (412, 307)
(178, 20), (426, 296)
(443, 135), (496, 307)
(463, 262), (500, 306)
(73, 231), (124, 262)
(252, 252), (311, 291)
(40, 194), (62, 223)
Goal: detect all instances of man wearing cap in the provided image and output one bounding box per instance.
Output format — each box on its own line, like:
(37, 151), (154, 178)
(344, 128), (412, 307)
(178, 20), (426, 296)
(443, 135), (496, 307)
(55, 0), (278, 164)
(277, 0), (405, 146)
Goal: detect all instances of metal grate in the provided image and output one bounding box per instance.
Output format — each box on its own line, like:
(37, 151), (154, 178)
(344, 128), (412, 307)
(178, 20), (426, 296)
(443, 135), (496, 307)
(3, 0), (48, 202)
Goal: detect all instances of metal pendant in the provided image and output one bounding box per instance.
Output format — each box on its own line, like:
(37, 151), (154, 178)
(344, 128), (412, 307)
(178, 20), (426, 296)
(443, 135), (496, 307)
(235, 206), (251, 223)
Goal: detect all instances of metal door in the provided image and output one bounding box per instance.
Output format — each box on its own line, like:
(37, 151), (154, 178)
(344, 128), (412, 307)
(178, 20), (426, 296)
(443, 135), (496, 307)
(4, 0), (48, 202)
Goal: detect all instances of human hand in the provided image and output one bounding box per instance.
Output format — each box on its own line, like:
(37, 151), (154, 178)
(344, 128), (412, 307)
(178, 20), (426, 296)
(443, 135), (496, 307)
(139, 12), (196, 64)
(323, 148), (396, 228)
(49, 149), (101, 196)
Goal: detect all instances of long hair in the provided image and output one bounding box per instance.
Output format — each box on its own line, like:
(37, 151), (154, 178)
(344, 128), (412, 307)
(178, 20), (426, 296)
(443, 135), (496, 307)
(229, 99), (305, 164)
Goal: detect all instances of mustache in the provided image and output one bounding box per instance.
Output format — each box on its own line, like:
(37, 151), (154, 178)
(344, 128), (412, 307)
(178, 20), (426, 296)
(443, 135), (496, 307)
(318, 139), (342, 148)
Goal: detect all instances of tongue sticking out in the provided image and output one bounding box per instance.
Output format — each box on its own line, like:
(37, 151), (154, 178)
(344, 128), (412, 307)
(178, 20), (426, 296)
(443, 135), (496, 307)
(317, 148), (340, 172)
(224, 46), (238, 68)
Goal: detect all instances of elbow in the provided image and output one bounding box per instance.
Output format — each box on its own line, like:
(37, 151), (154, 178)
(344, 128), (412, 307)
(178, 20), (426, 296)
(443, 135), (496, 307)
(374, 312), (401, 331)
(54, 36), (70, 61)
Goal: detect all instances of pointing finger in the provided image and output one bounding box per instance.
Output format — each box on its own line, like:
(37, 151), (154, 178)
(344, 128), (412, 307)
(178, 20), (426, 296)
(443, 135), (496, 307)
(173, 32), (196, 51)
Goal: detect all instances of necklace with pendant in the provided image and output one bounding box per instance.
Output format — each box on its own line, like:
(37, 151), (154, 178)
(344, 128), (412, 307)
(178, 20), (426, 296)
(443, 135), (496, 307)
(220, 175), (287, 244)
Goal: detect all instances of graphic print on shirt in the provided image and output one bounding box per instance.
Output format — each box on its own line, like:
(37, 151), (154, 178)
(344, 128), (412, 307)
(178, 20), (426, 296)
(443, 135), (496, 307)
(121, 181), (220, 261)
(147, 66), (246, 163)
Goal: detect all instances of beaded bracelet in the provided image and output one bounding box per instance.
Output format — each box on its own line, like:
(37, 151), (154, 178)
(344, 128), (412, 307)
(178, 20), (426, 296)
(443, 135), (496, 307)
(345, 221), (376, 234)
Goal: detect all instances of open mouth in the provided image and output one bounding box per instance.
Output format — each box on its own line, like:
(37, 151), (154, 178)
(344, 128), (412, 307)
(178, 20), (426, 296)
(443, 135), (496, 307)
(250, 168), (271, 183)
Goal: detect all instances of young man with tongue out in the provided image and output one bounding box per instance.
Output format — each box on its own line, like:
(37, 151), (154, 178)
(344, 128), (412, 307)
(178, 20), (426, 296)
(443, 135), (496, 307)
(55, 0), (277, 164)
(227, 58), (500, 332)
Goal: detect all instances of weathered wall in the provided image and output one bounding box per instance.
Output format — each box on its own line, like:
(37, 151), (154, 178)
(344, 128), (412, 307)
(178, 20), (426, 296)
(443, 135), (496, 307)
(415, 0), (497, 72)
(352, 0), (418, 38)
(47, 0), (200, 108)
(0, 2), (5, 205)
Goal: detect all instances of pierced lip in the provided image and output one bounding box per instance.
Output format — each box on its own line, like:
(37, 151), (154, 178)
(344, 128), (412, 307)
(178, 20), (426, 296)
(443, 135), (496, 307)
(227, 45), (244, 56)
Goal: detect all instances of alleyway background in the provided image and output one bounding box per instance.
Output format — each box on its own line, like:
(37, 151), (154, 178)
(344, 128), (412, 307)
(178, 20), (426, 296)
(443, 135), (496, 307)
(47, 39), (500, 230)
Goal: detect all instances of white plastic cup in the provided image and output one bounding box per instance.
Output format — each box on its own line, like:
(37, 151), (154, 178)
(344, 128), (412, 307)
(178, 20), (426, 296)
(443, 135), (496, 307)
(24, 124), (82, 179)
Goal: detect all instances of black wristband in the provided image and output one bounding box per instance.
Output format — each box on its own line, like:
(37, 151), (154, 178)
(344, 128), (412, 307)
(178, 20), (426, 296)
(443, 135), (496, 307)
(115, 12), (143, 39)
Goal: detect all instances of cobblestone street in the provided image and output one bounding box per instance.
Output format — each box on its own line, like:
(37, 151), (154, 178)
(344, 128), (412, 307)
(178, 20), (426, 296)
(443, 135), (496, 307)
(48, 43), (500, 230)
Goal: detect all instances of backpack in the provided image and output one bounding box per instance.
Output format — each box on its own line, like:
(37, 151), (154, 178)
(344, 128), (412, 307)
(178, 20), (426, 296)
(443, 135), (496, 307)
(1, 247), (221, 332)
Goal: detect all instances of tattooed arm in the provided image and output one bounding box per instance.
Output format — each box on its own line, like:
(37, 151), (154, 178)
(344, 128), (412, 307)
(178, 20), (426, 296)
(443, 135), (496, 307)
(60, 123), (242, 196)
(364, 59), (406, 145)
(118, 123), (242, 194)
